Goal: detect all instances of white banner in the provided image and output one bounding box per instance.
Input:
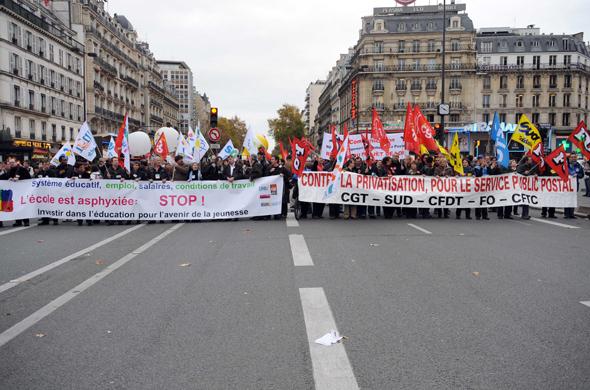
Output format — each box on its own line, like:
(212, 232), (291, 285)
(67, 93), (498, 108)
(0, 177), (284, 221)
(321, 132), (406, 161)
(299, 172), (577, 209)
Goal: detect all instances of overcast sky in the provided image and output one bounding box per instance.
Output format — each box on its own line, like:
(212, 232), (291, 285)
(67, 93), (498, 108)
(108, 0), (590, 133)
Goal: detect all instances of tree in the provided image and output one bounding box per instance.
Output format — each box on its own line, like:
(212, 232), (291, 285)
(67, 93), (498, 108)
(268, 104), (305, 152)
(217, 116), (248, 148)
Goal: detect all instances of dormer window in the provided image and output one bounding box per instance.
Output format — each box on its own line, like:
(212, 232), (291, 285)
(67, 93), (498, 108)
(372, 19), (386, 33)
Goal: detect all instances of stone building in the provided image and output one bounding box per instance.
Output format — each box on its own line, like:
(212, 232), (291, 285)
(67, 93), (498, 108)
(158, 60), (195, 134)
(303, 80), (325, 143)
(0, 0), (85, 161)
(338, 3), (477, 133)
(475, 26), (590, 150)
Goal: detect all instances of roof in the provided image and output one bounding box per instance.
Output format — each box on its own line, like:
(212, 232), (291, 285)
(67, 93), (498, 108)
(476, 33), (589, 56)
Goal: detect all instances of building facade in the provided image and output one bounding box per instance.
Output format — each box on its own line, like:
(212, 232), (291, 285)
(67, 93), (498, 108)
(137, 41), (179, 136)
(475, 26), (590, 151)
(338, 3), (477, 134)
(68, 1), (144, 137)
(1, 0), (85, 161)
(158, 61), (195, 134)
(303, 80), (325, 142)
(194, 89), (211, 132)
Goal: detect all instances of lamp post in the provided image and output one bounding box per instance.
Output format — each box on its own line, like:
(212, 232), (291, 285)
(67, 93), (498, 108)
(438, 0), (449, 146)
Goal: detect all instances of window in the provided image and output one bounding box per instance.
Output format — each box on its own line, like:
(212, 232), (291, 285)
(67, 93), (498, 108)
(25, 30), (32, 50)
(450, 77), (461, 89)
(398, 23), (406, 32)
(451, 40), (460, 51)
(450, 114), (460, 123)
(516, 76), (525, 89)
(549, 55), (557, 66)
(533, 55), (540, 69)
(533, 75), (541, 88)
(532, 95), (540, 108)
(500, 56), (508, 66)
(374, 41), (383, 53)
(26, 60), (34, 80)
(452, 19), (459, 29)
(549, 113), (556, 126)
(41, 122), (47, 141)
(398, 40), (406, 53)
(482, 95), (490, 108)
(481, 42), (493, 53)
(28, 90), (35, 110)
(15, 117), (22, 138)
(412, 40), (420, 53)
(9, 22), (21, 45)
(564, 75), (572, 88)
(549, 94), (556, 107)
(500, 94), (507, 108)
(563, 113), (570, 127)
(483, 76), (491, 89)
(52, 124), (57, 142)
(532, 113), (540, 124)
(482, 113), (490, 123)
(426, 78), (436, 90)
(500, 76), (508, 89)
(49, 44), (54, 62)
(13, 85), (21, 106)
(70, 128), (74, 141)
(10, 53), (21, 75)
(61, 126), (66, 141)
(564, 93), (571, 107)
(562, 38), (570, 51)
(499, 113), (507, 123)
(516, 95), (524, 108)
(515, 113), (523, 123)
(29, 119), (35, 139)
(549, 75), (557, 88)
(374, 60), (384, 71)
(41, 94), (46, 112)
(427, 40), (436, 52)
(517, 56), (525, 66)
(373, 80), (384, 91)
(396, 79), (407, 90)
(58, 49), (63, 66)
(38, 37), (45, 57)
(564, 55), (571, 65)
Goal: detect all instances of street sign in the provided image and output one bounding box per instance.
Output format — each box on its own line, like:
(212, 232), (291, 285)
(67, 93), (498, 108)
(209, 143), (221, 150)
(208, 127), (221, 142)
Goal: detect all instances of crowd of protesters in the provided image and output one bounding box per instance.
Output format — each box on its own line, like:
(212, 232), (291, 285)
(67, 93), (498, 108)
(1, 148), (589, 228)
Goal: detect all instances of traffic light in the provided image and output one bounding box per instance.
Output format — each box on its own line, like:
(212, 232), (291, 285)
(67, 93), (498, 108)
(210, 107), (218, 128)
(433, 123), (443, 140)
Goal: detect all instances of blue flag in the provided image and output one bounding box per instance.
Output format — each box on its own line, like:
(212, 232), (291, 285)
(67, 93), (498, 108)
(492, 113), (510, 168)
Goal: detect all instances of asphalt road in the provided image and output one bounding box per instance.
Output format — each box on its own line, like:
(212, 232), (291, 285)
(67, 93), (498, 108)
(0, 210), (589, 389)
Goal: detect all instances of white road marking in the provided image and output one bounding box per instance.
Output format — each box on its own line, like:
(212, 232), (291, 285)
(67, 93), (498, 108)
(286, 213), (300, 227)
(0, 224), (146, 294)
(0, 224), (37, 237)
(0, 223), (183, 349)
(581, 301), (590, 308)
(299, 288), (359, 390)
(507, 219), (532, 226)
(530, 218), (580, 229)
(289, 234), (313, 266)
(407, 223), (432, 235)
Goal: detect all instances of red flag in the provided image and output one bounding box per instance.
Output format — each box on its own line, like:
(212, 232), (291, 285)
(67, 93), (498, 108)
(529, 142), (546, 173)
(371, 108), (391, 156)
(153, 133), (169, 159)
(291, 138), (313, 176)
(404, 103), (420, 155)
(362, 133), (374, 166)
(330, 124), (339, 159)
(115, 113), (128, 156)
(279, 142), (289, 160)
(413, 106), (439, 151)
(545, 145), (569, 181)
(568, 121), (590, 160)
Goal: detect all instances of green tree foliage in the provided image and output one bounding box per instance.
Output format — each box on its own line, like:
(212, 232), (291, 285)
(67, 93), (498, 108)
(217, 116), (248, 148)
(268, 104), (305, 150)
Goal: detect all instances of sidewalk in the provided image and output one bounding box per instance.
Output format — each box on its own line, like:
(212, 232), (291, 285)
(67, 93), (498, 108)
(576, 190), (590, 215)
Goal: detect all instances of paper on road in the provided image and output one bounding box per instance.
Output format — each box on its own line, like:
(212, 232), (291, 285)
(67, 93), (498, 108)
(315, 330), (343, 346)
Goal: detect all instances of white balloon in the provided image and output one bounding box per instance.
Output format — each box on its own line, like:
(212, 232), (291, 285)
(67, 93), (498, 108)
(154, 127), (179, 152)
(128, 131), (152, 156)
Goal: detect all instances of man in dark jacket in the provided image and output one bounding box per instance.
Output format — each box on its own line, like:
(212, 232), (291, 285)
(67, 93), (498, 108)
(222, 156), (244, 181)
(565, 154), (585, 218)
(106, 157), (128, 180)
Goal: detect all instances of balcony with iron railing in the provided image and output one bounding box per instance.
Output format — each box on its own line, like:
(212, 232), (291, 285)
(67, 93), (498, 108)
(359, 63), (475, 73)
(94, 57), (118, 77)
(477, 62), (590, 73)
(124, 75), (139, 89)
(359, 43), (475, 56)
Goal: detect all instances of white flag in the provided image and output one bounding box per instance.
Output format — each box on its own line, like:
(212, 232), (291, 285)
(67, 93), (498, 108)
(185, 126), (197, 163)
(175, 133), (192, 159)
(72, 122), (97, 161)
(218, 139), (235, 160)
(242, 127), (257, 157)
(195, 127), (210, 162)
(107, 137), (117, 159)
(50, 142), (76, 166)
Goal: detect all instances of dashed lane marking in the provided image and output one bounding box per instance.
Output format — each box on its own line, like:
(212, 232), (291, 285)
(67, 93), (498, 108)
(0, 224), (37, 237)
(407, 223), (432, 235)
(286, 213), (300, 227)
(299, 288), (359, 390)
(289, 234), (314, 266)
(530, 218), (580, 229)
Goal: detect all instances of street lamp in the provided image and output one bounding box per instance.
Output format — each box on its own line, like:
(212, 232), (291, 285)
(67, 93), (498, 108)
(438, 0), (449, 146)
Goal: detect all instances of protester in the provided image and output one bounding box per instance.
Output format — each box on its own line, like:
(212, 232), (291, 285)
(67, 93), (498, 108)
(565, 154), (584, 219)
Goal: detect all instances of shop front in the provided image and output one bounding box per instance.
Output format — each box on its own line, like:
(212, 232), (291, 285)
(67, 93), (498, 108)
(0, 138), (55, 162)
